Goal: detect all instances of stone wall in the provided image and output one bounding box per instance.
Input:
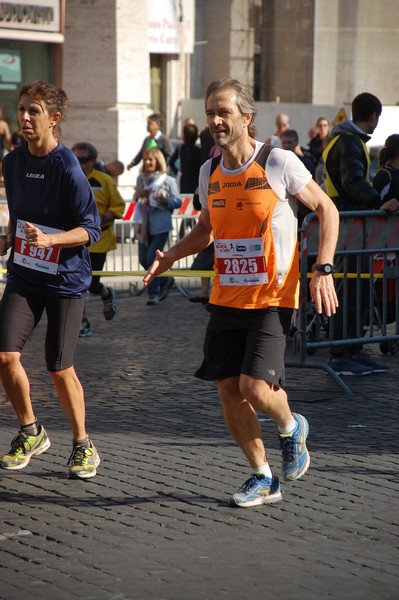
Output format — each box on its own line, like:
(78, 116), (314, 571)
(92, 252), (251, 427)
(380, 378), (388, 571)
(61, 0), (150, 193)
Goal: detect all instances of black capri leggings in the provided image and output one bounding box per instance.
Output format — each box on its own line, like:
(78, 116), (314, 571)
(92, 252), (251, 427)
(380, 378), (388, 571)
(0, 285), (85, 372)
(88, 252), (107, 295)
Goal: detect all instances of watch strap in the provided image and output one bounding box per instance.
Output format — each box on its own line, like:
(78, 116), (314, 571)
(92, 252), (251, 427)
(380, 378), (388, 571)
(312, 263), (335, 275)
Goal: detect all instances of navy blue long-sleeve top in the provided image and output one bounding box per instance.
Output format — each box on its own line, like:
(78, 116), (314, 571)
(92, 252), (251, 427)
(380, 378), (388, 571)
(2, 143), (101, 297)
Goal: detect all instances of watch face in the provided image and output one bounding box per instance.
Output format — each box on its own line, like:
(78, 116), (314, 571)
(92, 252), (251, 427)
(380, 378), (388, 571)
(315, 263), (334, 274)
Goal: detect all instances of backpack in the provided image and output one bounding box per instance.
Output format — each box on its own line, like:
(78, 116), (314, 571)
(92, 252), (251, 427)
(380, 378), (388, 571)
(209, 143), (274, 176)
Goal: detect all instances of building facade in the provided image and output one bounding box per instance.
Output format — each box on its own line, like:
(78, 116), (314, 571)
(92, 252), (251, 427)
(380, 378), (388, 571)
(1, 0), (398, 194)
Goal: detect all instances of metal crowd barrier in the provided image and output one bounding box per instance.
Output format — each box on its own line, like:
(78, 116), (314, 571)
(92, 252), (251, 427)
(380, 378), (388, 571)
(3, 197), (398, 395)
(0, 196), (214, 287)
(288, 210), (399, 395)
(106, 193), (202, 276)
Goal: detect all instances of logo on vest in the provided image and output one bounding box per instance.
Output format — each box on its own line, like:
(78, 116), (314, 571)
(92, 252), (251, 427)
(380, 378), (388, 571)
(244, 177), (270, 190)
(222, 181), (241, 188)
(212, 199), (225, 208)
(26, 173), (44, 179)
(236, 201), (244, 210)
(208, 182), (220, 194)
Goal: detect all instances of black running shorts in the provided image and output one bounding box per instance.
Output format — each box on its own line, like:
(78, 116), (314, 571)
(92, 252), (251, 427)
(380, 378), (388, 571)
(195, 304), (293, 387)
(0, 285), (85, 372)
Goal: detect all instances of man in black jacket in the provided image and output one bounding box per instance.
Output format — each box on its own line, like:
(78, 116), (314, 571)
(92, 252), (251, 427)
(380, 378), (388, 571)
(323, 92), (399, 375)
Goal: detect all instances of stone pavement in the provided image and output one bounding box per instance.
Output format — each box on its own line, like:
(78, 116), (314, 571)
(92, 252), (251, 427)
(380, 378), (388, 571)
(0, 284), (398, 600)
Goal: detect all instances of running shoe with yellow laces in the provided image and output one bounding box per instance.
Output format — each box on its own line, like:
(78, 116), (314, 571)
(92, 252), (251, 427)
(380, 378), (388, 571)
(68, 440), (100, 479)
(1, 426), (51, 470)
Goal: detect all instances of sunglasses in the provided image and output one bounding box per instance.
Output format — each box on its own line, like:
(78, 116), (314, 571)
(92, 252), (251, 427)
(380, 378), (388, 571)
(76, 156), (93, 164)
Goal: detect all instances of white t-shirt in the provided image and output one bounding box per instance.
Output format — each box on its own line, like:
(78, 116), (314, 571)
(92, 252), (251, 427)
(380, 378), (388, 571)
(199, 140), (312, 210)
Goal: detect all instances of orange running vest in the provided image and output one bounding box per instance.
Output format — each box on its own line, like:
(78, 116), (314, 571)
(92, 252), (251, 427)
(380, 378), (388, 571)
(208, 145), (300, 310)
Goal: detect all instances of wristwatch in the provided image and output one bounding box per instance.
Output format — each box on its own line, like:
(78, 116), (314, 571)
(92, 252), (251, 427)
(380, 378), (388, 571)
(312, 263), (335, 275)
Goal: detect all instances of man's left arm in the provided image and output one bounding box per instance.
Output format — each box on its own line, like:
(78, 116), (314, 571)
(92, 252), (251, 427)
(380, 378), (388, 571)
(296, 178), (339, 316)
(102, 179), (125, 229)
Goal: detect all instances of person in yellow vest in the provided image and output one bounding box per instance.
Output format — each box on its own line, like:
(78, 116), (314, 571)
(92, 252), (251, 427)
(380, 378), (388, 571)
(324, 93), (388, 211)
(323, 93), (399, 376)
(144, 78), (339, 508)
(72, 142), (125, 337)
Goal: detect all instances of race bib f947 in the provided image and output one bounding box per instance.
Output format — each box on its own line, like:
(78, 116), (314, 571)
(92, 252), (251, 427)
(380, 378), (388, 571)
(214, 237), (268, 286)
(13, 219), (62, 275)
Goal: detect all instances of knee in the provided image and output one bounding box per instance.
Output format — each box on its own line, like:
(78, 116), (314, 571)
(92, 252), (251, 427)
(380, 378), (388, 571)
(239, 377), (274, 411)
(49, 368), (69, 384)
(48, 370), (60, 384)
(49, 366), (75, 383)
(0, 352), (20, 370)
(217, 378), (245, 412)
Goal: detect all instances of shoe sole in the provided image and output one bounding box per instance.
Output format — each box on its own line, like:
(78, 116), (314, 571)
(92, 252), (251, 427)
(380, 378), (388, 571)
(229, 490), (282, 508)
(335, 369), (373, 376)
(1, 438), (51, 470)
(369, 369), (389, 373)
(283, 450), (310, 481)
(68, 455), (101, 480)
(79, 331), (92, 338)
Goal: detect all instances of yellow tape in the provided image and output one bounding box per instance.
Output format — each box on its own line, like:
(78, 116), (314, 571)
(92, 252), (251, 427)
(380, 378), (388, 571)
(306, 273), (384, 279)
(95, 270), (215, 278)
(0, 269), (386, 279)
(0, 269), (215, 277)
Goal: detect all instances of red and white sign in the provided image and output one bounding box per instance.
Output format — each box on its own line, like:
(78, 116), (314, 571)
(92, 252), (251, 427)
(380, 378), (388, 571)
(122, 201), (137, 221)
(123, 194), (199, 221)
(177, 194), (199, 217)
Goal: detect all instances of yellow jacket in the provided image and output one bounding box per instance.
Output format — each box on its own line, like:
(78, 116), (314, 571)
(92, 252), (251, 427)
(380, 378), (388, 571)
(86, 168), (125, 253)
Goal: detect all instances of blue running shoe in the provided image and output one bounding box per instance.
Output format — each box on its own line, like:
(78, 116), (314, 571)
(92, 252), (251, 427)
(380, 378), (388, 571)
(229, 474), (282, 508)
(352, 351), (388, 373)
(328, 355), (372, 376)
(279, 413), (310, 481)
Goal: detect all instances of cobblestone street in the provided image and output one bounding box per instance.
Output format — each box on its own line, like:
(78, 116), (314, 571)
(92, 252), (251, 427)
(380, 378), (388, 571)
(0, 288), (398, 600)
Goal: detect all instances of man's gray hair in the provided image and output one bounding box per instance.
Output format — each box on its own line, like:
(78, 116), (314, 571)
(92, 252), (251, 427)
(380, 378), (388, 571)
(204, 78), (257, 137)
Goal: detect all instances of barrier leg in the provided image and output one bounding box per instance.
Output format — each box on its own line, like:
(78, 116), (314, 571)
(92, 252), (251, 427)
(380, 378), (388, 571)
(174, 282), (191, 298)
(285, 359), (354, 396)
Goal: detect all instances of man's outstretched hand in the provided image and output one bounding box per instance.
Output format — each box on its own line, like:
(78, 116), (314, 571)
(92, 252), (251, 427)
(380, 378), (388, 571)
(143, 249), (175, 287)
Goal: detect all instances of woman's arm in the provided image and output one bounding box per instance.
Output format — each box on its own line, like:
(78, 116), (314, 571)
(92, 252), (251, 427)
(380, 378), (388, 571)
(24, 222), (89, 249)
(158, 176), (182, 210)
